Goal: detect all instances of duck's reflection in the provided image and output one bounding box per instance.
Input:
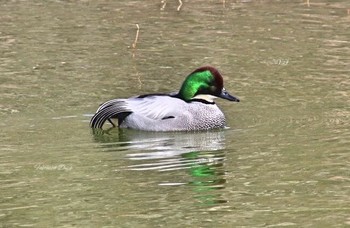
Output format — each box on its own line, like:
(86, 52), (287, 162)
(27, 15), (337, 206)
(92, 128), (229, 206)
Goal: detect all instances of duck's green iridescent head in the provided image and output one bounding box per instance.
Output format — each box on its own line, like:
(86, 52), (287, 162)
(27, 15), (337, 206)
(178, 66), (240, 103)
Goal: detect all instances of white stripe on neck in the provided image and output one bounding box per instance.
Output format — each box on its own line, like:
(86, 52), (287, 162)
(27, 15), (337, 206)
(192, 94), (217, 102)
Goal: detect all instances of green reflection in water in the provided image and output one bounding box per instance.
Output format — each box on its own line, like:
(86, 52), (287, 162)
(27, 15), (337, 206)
(182, 151), (228, 206)
(91, 128), (229, 207)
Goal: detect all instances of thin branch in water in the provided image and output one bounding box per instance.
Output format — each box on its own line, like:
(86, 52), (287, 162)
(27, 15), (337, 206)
(306, 0), (310, 7)
(177, 0), (183, 11)
(160, 0), (166, 10)
(136, 71), (142, 89)
(132, 24), (140, 49)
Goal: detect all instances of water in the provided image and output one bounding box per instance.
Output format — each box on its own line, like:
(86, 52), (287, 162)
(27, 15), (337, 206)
(1, 0), (349, 227)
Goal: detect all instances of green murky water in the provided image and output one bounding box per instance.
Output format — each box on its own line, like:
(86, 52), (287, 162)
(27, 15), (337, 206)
(1, 1), (349, 227)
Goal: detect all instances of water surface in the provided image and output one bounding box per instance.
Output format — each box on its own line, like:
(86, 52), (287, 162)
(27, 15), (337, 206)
(1, 0), (349, 227)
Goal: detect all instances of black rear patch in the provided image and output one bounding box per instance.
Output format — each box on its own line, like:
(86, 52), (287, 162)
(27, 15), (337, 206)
(113, 112), (132, 126)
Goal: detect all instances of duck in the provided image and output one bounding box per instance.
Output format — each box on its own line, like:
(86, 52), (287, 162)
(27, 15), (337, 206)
(90, 66), (239, 131)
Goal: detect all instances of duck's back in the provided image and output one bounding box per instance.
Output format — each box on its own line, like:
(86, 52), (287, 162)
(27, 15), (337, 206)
(121, 95), (226, 131)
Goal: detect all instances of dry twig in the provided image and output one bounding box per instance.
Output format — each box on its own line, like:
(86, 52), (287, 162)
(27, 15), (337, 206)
(160, 0), (166, 10)
(177, 0), (183, 11)
(132, 24), (140, 49)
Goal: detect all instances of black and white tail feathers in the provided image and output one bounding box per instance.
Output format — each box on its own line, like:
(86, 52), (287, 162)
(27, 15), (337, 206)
(90, 99), (132, 128)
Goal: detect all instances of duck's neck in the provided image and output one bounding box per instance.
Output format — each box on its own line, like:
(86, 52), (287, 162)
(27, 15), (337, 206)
(178, 70), (213, 101)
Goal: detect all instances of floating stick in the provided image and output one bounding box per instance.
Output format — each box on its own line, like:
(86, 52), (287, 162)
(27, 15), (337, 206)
(177, 0), (183, 11)
(160, 0), (166, 10)
(132, 24), (140, 49)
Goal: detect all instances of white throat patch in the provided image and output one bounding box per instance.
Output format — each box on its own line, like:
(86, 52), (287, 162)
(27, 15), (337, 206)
(192, 94), (217, 103)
